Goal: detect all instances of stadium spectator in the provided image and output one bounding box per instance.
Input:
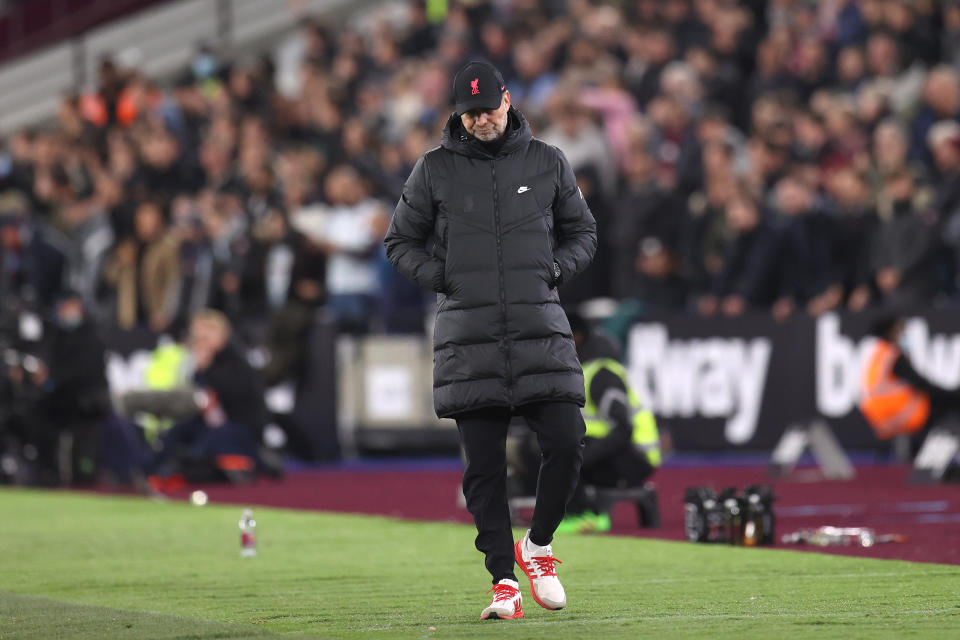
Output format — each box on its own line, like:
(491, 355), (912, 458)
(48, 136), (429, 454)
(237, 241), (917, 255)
(507, 38), (557, 115)
(930, 121), (960, 257)
(771, 174), (834, 318)
(580, 61), (641, 169)
(945, 1), (960, 69)
(540, 90), (617, 197)
(698, 187), (780, 317)
(556, 166), (613, 305)
(822, 167), (878, 312)
(683, 172), (736, 298)
(0, 191), (67, 313)
(911, 66), (960, 167)
(867, 118), (926, 197)
(610, 142), (684, 301)
(868, 168), (940, 308)
(627, 233), (689, 314)
(317, 165), (387, 333)
(647, 90), (701, 195)
(101, 200), (180, 332)
(626, 25), (675, 109)
(400, 1), (439, 59)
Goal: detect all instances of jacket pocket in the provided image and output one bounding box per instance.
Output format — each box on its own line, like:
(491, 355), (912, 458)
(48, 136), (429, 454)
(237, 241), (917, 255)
(542, 208), (557, 287)
(441, 216), (465, 296)
(436, 218), (450, 293)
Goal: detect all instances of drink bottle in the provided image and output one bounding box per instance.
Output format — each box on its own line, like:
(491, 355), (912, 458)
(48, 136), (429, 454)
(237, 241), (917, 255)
(239, 509), (257, 557)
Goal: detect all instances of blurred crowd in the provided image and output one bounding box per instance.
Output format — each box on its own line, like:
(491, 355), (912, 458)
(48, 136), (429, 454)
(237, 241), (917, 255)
(3, 0), (960, 481)
(3, 0), (960, 341)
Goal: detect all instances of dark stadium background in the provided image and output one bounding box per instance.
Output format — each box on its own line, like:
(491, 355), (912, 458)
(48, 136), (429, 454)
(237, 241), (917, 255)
(0, 0), (957, 527)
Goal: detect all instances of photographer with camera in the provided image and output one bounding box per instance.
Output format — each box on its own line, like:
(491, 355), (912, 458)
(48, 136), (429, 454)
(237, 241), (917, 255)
(0, 292), (110, 486)
(1, 327), (51, 485)
(35, 293), (111, 485)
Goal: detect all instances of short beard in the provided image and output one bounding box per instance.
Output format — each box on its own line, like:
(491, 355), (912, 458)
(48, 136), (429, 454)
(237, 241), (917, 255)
(472, 120), (506, 141)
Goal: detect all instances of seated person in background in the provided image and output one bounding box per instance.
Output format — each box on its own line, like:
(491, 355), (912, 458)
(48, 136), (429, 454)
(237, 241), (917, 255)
(860, 314), (960, 444)
(515, 313), (661, 533)
(147, 309), (268, 485)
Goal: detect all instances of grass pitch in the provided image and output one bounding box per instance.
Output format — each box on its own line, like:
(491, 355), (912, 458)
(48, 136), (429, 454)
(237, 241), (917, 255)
(1, 489), (959, 639)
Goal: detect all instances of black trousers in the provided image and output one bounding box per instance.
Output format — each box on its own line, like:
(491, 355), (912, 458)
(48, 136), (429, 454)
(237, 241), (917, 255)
(457, 401), (585, 583)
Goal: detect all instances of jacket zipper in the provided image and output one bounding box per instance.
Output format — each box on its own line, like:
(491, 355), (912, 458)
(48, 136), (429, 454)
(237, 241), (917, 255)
(491, 158), (513, 406)
(436, 219), (449, 314)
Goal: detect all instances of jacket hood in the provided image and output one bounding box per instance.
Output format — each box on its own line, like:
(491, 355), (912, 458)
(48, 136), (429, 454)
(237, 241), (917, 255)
(440, 106), (533, 158)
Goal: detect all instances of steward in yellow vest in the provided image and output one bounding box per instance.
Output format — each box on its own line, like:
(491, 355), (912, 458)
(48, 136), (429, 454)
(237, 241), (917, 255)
(581, 358), (661, 468)
(560, 312), (660, 532)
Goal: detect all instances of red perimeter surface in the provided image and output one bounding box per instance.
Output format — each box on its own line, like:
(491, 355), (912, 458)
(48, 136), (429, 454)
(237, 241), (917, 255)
(126, 464), (960, 566)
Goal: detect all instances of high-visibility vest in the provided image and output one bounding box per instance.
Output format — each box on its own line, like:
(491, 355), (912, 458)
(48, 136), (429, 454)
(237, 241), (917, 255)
(145, 342), (190, 390)
(141, 342), (191, 443)
(858, 340), (930, 439)
(581, 358), (661, 467)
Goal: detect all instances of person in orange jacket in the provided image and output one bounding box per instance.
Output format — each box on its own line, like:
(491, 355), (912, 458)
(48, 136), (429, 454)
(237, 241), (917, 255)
(859, 314), (959, 442)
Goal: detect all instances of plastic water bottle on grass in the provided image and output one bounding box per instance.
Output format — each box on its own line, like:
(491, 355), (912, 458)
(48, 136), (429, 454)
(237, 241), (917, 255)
(239, 509), (257, 557)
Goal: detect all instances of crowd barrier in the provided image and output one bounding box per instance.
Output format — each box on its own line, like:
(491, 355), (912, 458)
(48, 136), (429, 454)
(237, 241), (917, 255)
(101, 309), (960, 458)
(333, 309), (960, 455)
(627, 310), (960, 451)
(336, 334), (457, 455)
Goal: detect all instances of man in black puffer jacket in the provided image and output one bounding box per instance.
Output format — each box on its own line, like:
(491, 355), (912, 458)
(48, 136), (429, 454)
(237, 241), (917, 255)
(385, 61), (597, 620)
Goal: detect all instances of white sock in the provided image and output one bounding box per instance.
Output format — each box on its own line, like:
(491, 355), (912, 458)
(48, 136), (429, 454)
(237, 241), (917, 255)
(497, 578), (519, 588)
(525, 532), (550, 553)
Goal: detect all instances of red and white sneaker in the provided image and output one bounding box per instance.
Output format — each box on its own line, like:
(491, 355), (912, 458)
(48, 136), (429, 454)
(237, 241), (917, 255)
(480, 579), (524, 620)
(515, 531), (566, 610)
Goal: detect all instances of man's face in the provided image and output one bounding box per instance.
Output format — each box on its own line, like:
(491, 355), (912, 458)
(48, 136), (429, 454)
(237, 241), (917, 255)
(460, 92), (511, 142)
(57, 298), (84, 330)
(933, 139), (960, 172)
(0, 224), (19, 249)
(190, 318), (228, 368)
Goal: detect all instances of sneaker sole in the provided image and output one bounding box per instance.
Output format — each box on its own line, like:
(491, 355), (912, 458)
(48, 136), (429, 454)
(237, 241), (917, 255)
(514, 540), (565, 611)
(480, 610), (524, 620)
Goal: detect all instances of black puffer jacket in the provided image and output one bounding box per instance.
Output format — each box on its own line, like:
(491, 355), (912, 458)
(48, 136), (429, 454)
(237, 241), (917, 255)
(385, 108), (597, 417)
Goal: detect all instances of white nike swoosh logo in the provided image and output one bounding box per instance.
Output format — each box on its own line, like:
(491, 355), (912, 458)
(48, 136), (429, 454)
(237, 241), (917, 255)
(517, 186), (530, 194)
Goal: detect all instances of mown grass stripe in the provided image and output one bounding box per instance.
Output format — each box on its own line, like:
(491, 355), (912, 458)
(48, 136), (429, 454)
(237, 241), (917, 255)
(1, 489), (959, 639)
